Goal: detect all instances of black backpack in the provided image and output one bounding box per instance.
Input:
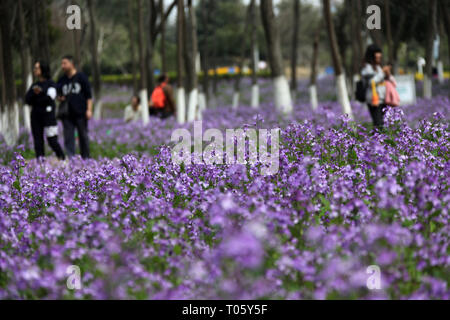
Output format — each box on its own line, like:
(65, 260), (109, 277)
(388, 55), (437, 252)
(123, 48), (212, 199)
(355, 79), (367, 103)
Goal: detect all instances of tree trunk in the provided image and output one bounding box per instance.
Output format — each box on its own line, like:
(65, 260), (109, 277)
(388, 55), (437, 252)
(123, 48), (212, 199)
(309, 26), (320, 110)
(439, 0), (450, 67)
(30, 0), (39, 62)
(37, 0), (51, 63)
(210, 1), (218, 100)
(186, 0), (199, 122)
(137, 0), (150, 124)
(392, 11), (407, 74)
(290, 0), (300, 94)
(176, 0), (186, 124)
(87, 0), (103, 120)
(250, 0), (259, 109)
(200, 0), (211, 109)
(128, 0), (139, 93)
(72, 29), (81, 67)
(384, 0), (394, 64)
(160, 0), (167, 73)
(424, 0), (437, 99)
(355, 0), (364, 61)
(0, 0), (19, 146)
(365, 0), (383, 49)
(322, 0), (353, 119)
(18, 0), (32, 131)
(350, 0), (360, 77)
(260, 0), (293, 114)
(233, 3), (252, 109)
(146, 0), (155, 96)
(0, 16), (6, 110)
(70, 0), (82, 67)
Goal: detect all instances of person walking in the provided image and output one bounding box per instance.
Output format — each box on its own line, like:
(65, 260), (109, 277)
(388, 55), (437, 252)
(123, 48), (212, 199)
(361, 45), (392, 129)
(149, 74), (176, 120)
(25, 61), (65, 160)
(57, 55), (93, 159)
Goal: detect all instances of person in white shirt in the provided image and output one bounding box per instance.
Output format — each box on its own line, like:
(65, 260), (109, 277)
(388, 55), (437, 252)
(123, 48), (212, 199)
(124, 95), (142, 123)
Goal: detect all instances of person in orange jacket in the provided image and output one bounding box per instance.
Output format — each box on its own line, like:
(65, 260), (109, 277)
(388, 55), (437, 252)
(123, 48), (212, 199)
(149, 74), (176, 120)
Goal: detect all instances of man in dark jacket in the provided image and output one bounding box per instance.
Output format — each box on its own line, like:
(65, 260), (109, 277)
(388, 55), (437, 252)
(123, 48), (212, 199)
(57, 55), (93, 159)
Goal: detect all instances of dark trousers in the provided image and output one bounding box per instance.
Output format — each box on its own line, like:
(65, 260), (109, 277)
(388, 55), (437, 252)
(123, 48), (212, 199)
(368, 104), (387, 129)
(149, 107), (174, 120)
(63, 116), (90, 159)
(31, 116), (65, 160)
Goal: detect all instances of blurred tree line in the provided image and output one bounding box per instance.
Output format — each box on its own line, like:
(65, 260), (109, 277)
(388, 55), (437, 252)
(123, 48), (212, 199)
(1, 0), (449, 83)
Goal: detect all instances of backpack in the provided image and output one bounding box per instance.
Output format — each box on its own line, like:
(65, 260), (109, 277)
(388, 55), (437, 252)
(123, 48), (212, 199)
(151, 84), (167, 109)
(355, 79), (367, 103)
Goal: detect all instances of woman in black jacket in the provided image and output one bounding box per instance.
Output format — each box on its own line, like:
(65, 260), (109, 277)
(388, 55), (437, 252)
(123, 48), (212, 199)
(25, 62), (65, 160)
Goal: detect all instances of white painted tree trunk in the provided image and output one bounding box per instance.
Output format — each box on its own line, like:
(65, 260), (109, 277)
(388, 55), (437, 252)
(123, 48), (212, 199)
(423, 75), (433, 99)
(437, 61), (444, 84)
(336, 74), (353, 119)
(251, 84), (259, 109)
(352, 74), (359, 101)
(309, 85), (318, 110)
(232, 91), (239, 109)
(93, 99), (103, 120)
(1, 103), (20, 146)
(23, 72), (33, 131)
(177, 87), (186, 124)
(274, 76), (293, 114)
(139, 89), (150, 125)
(197, 92), (206, 120)
(187, 88), (198, 122)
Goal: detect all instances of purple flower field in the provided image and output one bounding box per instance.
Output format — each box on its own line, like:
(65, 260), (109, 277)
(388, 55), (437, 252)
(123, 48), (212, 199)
(0, 79), (449, 299)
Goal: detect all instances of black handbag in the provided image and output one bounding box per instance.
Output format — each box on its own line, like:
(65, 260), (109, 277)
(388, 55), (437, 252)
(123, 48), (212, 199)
(57, 78), (74, 120)
(355, 79), (367, 103)
(57, 99), (69, 120)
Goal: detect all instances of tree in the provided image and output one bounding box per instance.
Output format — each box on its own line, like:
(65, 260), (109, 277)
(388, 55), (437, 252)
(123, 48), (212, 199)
(137, 0), (150, 124)
(322, 0), (353, 119)
(87, 0), (103, 120)
(260, 0), (293, 114)
(349, 0), (361, 78)
(186, 0), (199, 122)
(232, 3), (252, 109)
(18, 0), (33, 132)
(199, 0), (212, 110)
(364, 0), (383, 48)
(176, 0), (186, 124)
(37, 0), (51, 63)
(439, 0), (450, 66)
(384, 0), (394, 64)
(424, 0), (437, 98)
(0, 0), (20, 146)
(354, 0), (364, 67)
(146, 0), (177, 96)
(128, 0), (139, 93)
(290, 0), (301, 94)
(160, 0), (167, 73)
(250, 0), (259, 109)
(67, 0), (82, 67)
(309, 25), (320, 110)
